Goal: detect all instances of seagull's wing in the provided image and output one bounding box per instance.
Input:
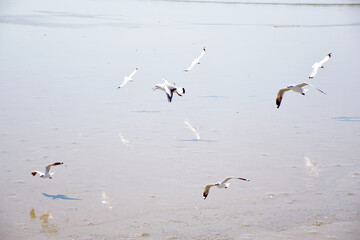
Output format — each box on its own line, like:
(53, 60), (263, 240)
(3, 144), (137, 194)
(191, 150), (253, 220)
(165, 86), (174, 102)
(162, 77), (176, 86)
(319, 55), (330, 65)
(118, 79), (129, 89)
(222, 177), (249, 183)
(45, 162), (63, 174)
(197, 47), (206, 60)
(296, 82), (309, 88)
(276, 88), (291, 108)
(153, 83), (164, 92)
(184, 59), (198, 72)
(203, 184), (216, 199)
(306, 83), (327, 95)
(128, 68), (138, 78)
(309, 66), (319, 79)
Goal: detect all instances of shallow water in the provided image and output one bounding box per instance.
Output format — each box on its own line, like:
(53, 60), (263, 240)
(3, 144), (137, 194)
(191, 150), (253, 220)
(1, 0), (360, 239)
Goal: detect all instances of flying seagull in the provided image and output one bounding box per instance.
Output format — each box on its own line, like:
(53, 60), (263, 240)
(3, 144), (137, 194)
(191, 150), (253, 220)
(309, 53), (331, 79)
(184, 47), (206, 72)
(184, 120), (201, 140)
(203, 177), (250, 200)
(118, 68), (138, 89)
(276, 82), (326, 108)
(31, 162), (63, 179)
(153, 77), (185, 102)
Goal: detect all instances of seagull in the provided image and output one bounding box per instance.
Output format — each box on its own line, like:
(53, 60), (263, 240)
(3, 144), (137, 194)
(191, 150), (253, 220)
(276, 82), (326, 108)
(117, 68), (138, 89)
(309, 53), (331, 79)
(184, 47), (206, 72)
(184, 120), (201, 140)
(153, 77), (185, 102)
(203, 177), (250, 200)
(31, 162), (63, 179)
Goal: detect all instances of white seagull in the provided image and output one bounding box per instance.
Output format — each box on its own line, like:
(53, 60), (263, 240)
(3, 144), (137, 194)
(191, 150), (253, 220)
(203, 177), (250, 200)
(309, 53), (331, 79)
(184, 120), (201, 140)
(276, 82), (326, 108)
(184, 47), (206, 72)
(118, 68), (138, 89)
(153, 77), (185, 102)
(31, 162), (63, 179)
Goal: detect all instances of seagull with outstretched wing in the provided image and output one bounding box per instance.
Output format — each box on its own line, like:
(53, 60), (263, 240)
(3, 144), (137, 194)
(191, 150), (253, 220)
(184, 47), (206, 72)
(309, 53), (331, 79)
(276, 82), (326, 108)
(118, 68), (138, 89)
(31, 162), (63, 179)
(203, 177), (249, 200)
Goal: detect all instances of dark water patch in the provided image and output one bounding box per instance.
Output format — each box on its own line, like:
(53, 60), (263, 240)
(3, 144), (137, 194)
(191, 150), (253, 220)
(177, 139), (217, 142)
(0, 14), (144, 29)
(33, 11), (123, 21)
(158, 0), (360, 7)
(42, 193), (81, 200)
(193, 22), (360, 28)
(131, 110), (161, 113)
(200, 95), (229, 99)
(332, 116), (360, 122)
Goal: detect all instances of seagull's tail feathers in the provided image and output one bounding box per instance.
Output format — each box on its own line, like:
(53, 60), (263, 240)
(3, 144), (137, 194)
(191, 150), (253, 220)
(225, 183), (230, 188)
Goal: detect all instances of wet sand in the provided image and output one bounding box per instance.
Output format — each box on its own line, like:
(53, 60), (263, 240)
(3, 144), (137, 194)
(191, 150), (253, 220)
(0, 0), (360, 239)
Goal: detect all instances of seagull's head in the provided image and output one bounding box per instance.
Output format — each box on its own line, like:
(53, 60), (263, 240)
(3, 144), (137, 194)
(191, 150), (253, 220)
(175, 88), (185, 96)
(328, 53), (332, 57)
(287, 85), (295, 89)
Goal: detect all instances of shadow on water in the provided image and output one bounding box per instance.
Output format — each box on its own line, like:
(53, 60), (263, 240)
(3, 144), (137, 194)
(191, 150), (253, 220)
(176, 139), (217, 142)
(42, 193), (81, 200)
(130, 110), (161, 113)
(157, 0), (360, 7)
(200, 95), (229, 99)
(332, 117), (360, 122)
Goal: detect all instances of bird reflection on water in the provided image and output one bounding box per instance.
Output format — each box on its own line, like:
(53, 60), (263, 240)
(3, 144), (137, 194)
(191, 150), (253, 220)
(30, 208), (58, 234)
(42, 193), (81, 200)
